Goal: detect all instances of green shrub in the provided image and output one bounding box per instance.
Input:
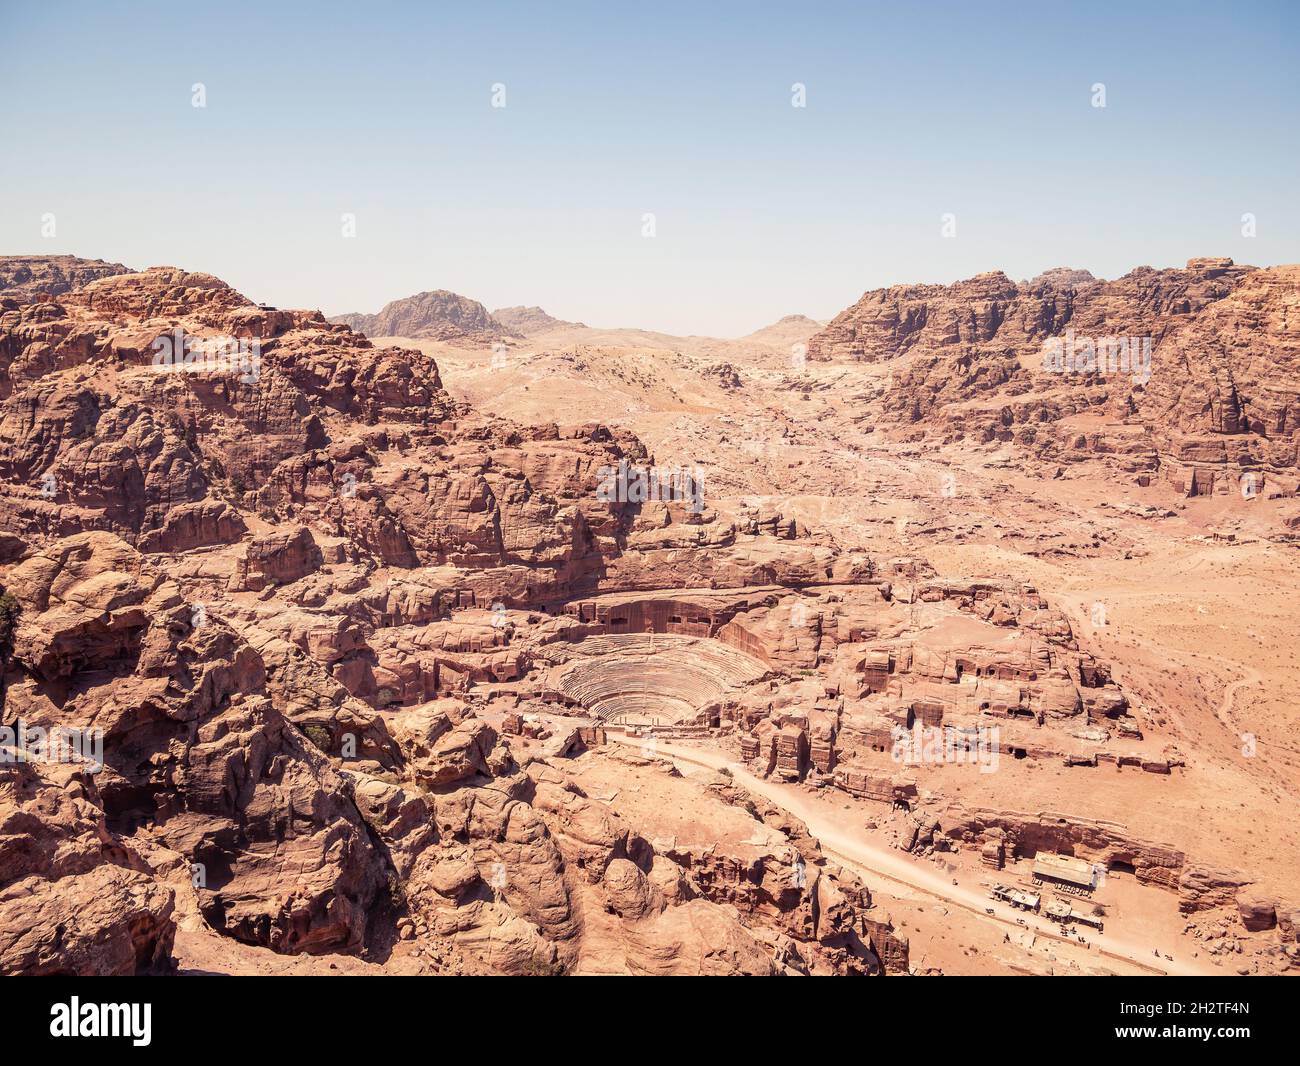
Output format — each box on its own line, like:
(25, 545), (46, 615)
(301, 723), (333, 752)
(0, 590), (19, 659)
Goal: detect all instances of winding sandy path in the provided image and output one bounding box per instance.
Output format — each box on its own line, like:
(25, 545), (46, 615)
(613, 735), (1218, 976)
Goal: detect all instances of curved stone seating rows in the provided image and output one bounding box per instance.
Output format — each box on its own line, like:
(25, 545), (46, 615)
(555, 634), (769, 725)
(566, 634), (767, 684)
(682, 640), (769, 684)
(560, 656), (726, 705)
(534, 634), (664, 666)
(565, 634), (668, 657)
(589, 693), (697, 723)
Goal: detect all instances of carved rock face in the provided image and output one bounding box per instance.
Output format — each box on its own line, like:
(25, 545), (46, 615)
(807, 259), (1300, 496)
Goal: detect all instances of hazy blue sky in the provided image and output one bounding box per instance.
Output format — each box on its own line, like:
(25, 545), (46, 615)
(2, 0), (1297, 335)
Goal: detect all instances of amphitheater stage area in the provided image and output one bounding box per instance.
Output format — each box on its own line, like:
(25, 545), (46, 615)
(547, 633), (769, 726)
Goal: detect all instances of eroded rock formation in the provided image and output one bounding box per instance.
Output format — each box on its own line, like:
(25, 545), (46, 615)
(3, 255), (1293, 975)
(0, 263), (910, 975)
(807, 259), (1300, 498)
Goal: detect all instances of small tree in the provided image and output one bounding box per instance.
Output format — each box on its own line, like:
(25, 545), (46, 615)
(301, 723), (333, 753)
(0, 589), (19, 721)
(0, 590), (19, 661)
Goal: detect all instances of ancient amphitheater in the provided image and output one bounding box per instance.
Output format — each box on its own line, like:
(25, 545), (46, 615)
(551, 633), (769, 726)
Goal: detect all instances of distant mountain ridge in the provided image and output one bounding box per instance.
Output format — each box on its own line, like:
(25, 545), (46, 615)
(491, 306), (587, 335)
(741, 314), (824, 347)
(330, 289), (512, 345)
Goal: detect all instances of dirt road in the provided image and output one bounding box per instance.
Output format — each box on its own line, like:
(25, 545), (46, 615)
(613, 735), (1218, 976)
